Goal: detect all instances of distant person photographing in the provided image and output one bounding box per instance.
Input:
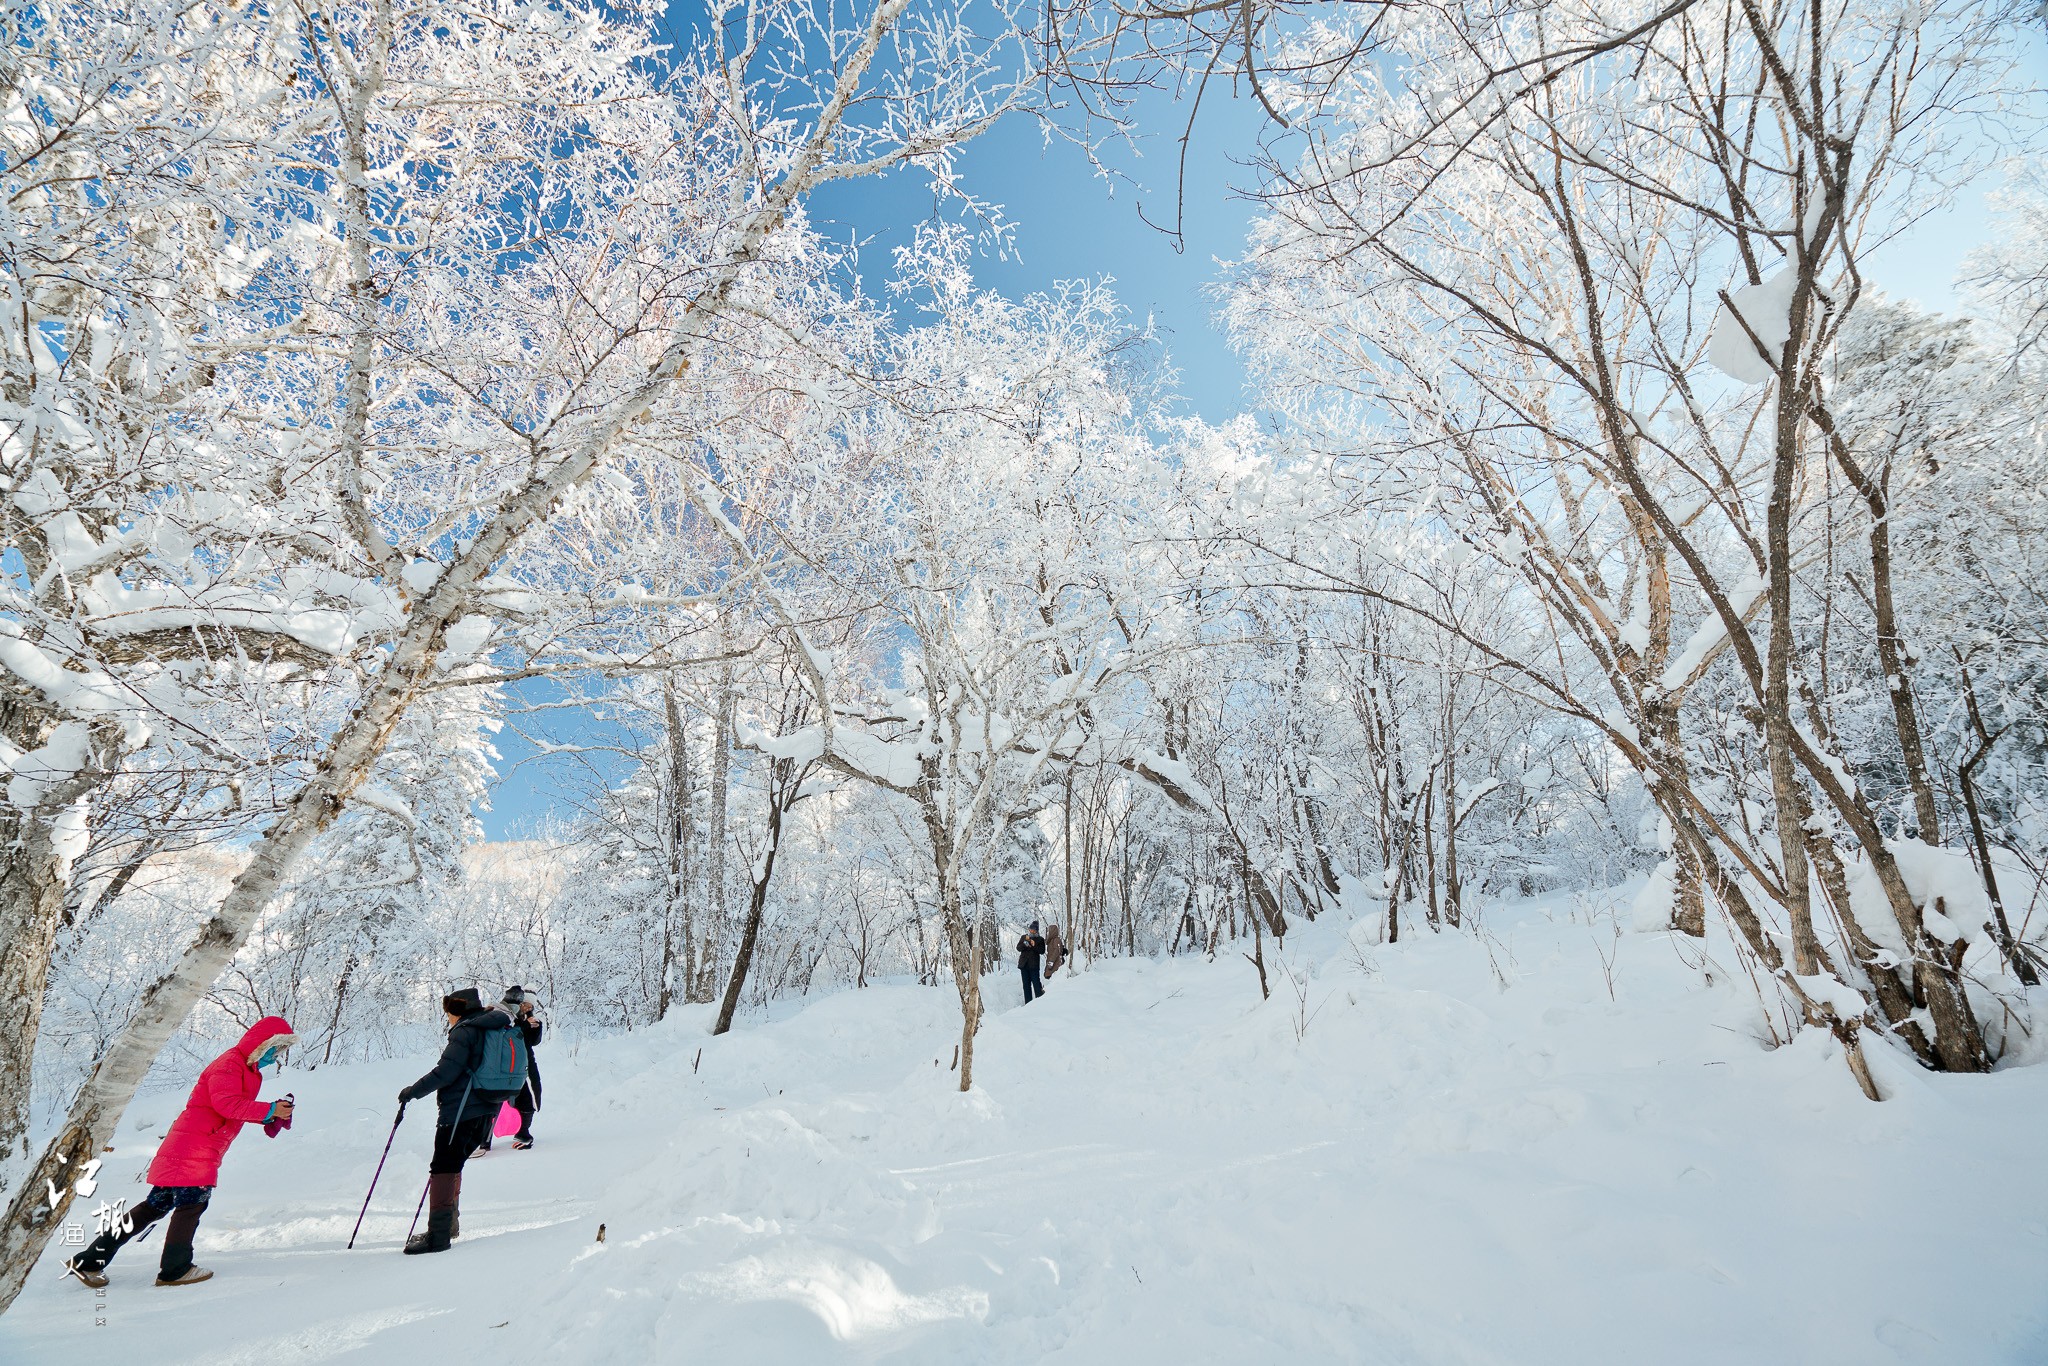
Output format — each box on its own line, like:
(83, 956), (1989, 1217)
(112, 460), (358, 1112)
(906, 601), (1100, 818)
(1017, 921), (1047, 1004)
(396, 986), (527, 1255)
(506, 986), (543, 1150)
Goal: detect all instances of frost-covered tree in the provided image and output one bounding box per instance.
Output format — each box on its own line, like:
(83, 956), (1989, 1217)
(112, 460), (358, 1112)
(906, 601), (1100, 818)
(0, 0), (351, 1233)
(1222, 0), (2028, 1093)
(736, 243), (1184, 1088)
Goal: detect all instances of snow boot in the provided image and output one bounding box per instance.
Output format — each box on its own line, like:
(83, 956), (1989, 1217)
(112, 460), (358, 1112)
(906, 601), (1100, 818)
(511, 1136), (534, 1150)
(64, 1227), (121, 1288)
(403, 1206), (455, 1254)
(404, 1173), (458, 1255)
(154, 1253), (212, 1287)
(63, 1256), (108, 1289)
(150, 1204), (211, 1286)
(450, 1173), (462, 1240)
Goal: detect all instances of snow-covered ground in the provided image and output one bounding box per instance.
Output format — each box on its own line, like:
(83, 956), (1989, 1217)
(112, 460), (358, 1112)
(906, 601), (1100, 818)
(7, 900), (2048, 1364)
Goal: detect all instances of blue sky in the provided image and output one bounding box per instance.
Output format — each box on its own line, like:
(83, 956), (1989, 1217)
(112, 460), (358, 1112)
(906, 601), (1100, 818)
(806, 85), (1275, 426)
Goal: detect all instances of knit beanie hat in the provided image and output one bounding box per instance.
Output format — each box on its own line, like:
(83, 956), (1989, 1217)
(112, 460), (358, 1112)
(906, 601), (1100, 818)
(502, 985), (527, 1006)
(1030, 920), (1040, 931)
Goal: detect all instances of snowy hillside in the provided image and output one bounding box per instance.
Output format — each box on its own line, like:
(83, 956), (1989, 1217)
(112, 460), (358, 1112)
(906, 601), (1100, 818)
(6, 901), (2046, 1365)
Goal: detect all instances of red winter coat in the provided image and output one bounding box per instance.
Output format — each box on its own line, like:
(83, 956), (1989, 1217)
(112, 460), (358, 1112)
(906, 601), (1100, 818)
(146, 1016), (296, 1188)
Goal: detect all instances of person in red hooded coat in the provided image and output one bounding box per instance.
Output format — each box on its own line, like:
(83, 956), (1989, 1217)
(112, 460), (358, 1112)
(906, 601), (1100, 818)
(65, 1016), (297, 1289)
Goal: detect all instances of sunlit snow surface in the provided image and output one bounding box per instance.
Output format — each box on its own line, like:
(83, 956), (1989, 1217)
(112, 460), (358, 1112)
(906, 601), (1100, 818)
(6, 898), (2048, 1364)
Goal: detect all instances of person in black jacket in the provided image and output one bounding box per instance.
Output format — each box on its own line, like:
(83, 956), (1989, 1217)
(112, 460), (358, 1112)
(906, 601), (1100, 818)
(504, 986), (542, 1150)
(1017, 921), (1046, 1004)
(396, 986), (520, 1255)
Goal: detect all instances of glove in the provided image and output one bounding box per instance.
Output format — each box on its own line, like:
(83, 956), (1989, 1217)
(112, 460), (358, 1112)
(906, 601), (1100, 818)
(263, 1094), (295, 1137)
(396, 1086), (413, 1104)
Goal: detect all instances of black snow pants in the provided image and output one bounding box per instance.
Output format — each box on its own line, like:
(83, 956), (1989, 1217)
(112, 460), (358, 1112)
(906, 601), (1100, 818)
(429, 1114), (496, 1175)
(1021, 964), (1044, 1003)
(511, 1084), (536, 1141)
(71, 1185), (210, 1280)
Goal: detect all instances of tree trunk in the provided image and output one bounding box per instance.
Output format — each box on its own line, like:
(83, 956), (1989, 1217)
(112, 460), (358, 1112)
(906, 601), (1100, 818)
(1806, 824), (1933, 1063)
(1677, 816), (1782, 973)
(1671, 838), (1707, 939)
(1648, 706), (1706, 938)
(1244, 864), (1270, 1000)
(658, 682), (691, 1022)
(0, 794), (89, 1223)
(1442, 742), (1462, 929)
(1422, 774), (1439, 928)
(712, 766), (789, 1036)
(1121, 823), (1136, 955)
(1825, 432), (1941, 842)
(0, 15), (907, 1298)
(1759, 258), (1826, 989)
(1290, 638), (1340, 914)
(1788, 724), (1990, 1071)
(1063, 768), (1075, 944)
(320, 948), (360, 1066)
(699, 661), (734, 1003)
(1956, 685), (2038, 986)
(922, 804), (984, 1093)
(941, 865), (982, 1093)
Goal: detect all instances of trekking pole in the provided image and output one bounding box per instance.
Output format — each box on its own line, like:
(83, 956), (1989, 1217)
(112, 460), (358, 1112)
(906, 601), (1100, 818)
(406, 1177), (430, 1243)
(347, 1104), (405, 1250)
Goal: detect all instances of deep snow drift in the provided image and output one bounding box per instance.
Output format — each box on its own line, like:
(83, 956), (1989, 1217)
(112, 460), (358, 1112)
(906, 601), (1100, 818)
(6, 899), (2048, 1364)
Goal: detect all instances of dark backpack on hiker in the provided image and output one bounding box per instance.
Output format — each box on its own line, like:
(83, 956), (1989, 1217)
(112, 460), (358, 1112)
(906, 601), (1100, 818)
(472, 1020), (529, 1094)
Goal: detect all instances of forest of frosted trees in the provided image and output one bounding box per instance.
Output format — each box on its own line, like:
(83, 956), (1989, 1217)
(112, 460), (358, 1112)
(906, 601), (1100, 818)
(5, 0), (2048, 1307)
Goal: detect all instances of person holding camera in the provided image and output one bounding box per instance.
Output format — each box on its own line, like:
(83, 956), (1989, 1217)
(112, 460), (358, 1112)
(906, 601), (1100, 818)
(504, 986), (543, 1149)
(1017, 921), (1047, 1004)
(471, 985), (545, 1157)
